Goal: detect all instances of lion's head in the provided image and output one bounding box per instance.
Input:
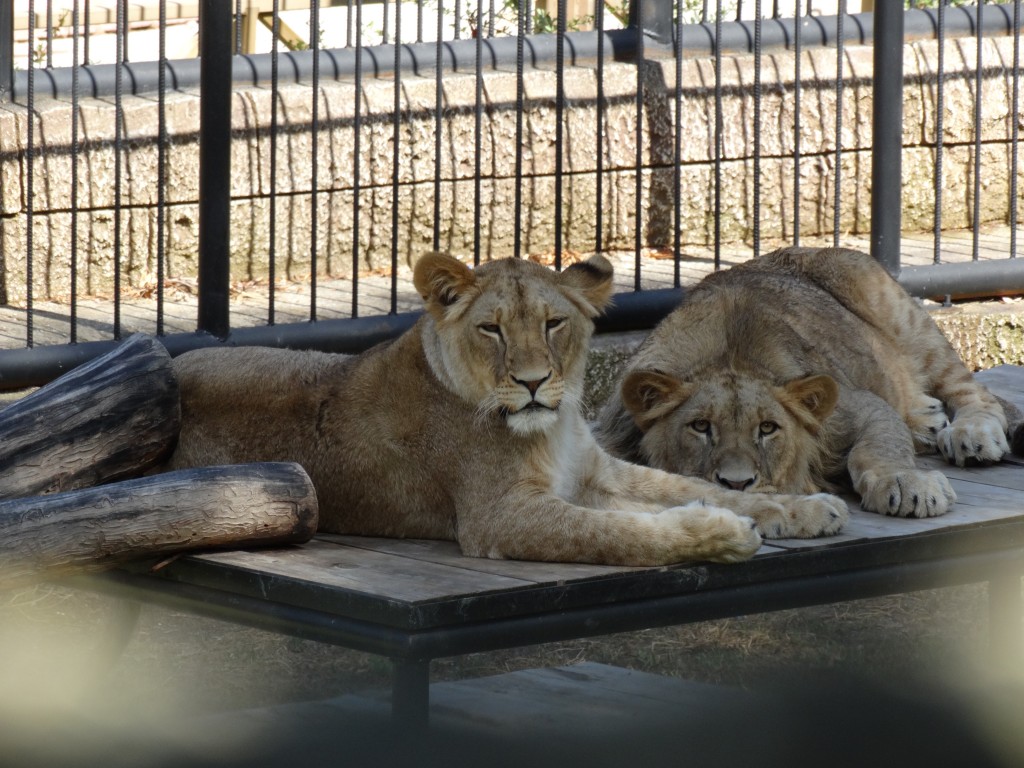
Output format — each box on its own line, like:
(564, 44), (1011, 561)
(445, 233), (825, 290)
(413, 252), (614, 436)
(618, 368), (840, 494)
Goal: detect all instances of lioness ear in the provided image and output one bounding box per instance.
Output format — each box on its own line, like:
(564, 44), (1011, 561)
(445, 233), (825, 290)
(779, 374), (839, 430)
(559, 255), (614, 318)
(413, 252), (477, 320)
(621, 370), (692, 432)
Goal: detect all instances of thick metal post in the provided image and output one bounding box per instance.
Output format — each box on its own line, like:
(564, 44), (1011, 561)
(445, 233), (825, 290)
(391, 658), (430, 729)
(198, 0), (233, 339)
(869, 0), (904, 275)
(0, 2), (11, 102)
(629, 0), (673, 47)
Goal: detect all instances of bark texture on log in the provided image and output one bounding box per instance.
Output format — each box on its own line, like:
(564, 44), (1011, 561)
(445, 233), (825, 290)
(0, 462), (318, 586)
(0, 334), (179, 499)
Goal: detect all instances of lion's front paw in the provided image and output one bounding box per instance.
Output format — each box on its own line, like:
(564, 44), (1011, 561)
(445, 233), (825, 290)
(664, 503), (762, 563)
(856, 469), (956, 517)
(907, 395), (949, 453)
(752, 492), (849, 538)
(937, 414), (1008, 466)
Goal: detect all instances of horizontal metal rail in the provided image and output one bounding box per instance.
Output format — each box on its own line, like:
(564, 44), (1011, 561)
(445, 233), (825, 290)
(0, 288), (684, 391)
(10, 5), (1019, 100)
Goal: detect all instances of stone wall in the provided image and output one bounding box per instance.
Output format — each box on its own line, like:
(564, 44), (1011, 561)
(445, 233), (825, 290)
(0, 34), (1021, 302)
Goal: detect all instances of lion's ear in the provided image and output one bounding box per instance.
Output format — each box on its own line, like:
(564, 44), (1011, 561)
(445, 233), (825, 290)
(413, 252), (477, 319)
(780, 374), (839, 430)
(621, 370), (691, 432)
(559, 255), (614, 317)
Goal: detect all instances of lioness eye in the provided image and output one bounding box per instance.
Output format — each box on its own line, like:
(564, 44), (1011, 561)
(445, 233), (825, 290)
(546, 317), (566, 332)
(759, 421), (779, 436)
(690, 419), (711, 434)
(478, 323), (502, 337)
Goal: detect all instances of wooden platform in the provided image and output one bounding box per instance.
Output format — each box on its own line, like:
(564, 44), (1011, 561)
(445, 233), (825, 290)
(82, 366), (1024, 728)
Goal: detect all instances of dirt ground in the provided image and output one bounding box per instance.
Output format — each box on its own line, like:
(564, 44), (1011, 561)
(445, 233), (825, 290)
(0, 578), (1002, 713)
(4, 574), (1024, 768)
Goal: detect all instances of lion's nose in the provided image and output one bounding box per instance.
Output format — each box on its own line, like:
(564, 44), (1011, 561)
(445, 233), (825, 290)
(512, 372), (550, 397)
(713, 470), (757, 491)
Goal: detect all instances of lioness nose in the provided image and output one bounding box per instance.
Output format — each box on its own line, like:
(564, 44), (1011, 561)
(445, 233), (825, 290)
(713, 471), (757, 492)
(512, 373), (550, 397)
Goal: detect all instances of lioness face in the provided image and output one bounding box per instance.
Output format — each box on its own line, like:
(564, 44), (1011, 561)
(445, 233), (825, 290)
(414, 252), (614, 436)
(621, 369), (839, 494)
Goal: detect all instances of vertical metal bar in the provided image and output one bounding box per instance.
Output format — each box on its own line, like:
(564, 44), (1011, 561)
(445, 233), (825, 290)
(156, 0), (167, 335)
(269, 1), (280, 324)
(391, 0), (403, 313)
(418, 0), (425, 42)
(70, 0), (81, 343)
(84, 0), (91, 65)
(26, 0), (36, 347)
(869, 0), (903, 275)
(46, 2), (53, 69)
(198, 0), (233, 339)
(352, 0), (364, 316)
(234, 0), (243, 54)
(391, 659), (430, 729)
(1012, 0), (1021, 259)
(633, 0), (645, 290)
(555, 0), (567, 270)
(310, 0), (320, 322)
(0, 0), (13, 101)
(513, 0), (526, 258)
(454, 0), (462, 39)
(472, 0), (484, 266)
(832, 0), (845, 249)
(713, 0), (722, 270)
(752, 0), (762, 257)
(114, 0), (125, 339)
(971, 0), (984, 262)
(434, 0), (444, 251)
(673, 5), (683, 287)
(792, 0), (803, 246)
(595, 0), (606, 255)
(933, 0), (946, 266)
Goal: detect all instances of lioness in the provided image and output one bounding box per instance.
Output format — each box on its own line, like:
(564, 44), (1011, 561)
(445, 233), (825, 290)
(596, 246), (1017, 518)
(166, 252), (847, 566)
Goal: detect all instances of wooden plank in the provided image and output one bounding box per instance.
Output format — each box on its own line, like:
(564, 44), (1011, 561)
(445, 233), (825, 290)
(318, 534), (641, 582)
(192, 539), (539, 604)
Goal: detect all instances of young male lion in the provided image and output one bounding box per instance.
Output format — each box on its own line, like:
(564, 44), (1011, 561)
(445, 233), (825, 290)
(166, 252), (848, 566)
(596, 246), (1017, 519)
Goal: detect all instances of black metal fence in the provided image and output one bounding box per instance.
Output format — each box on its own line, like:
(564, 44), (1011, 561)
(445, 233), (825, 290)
(0, 0), (1020, 389)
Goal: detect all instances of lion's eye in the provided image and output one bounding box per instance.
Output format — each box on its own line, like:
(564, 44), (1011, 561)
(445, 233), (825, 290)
(690, 419), (711, 435)
(478, 323), (502, 338)
(759, 421), (779, 436)
(545, 317), (566, 332)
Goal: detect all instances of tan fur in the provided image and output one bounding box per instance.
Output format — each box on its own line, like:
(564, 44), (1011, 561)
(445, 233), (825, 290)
(166, 253), (849, 567)
(596, 246), (1014, 519)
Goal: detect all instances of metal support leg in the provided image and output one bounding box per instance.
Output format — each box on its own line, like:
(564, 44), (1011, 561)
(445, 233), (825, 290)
(869, 0), (905, 276)
(988, 569), (1023, 669)
(391, 658), (430, 729)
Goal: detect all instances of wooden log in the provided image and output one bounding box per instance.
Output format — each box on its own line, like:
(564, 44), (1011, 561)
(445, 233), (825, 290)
(0, 462), (319, 587)
(0, 334), (179, 499)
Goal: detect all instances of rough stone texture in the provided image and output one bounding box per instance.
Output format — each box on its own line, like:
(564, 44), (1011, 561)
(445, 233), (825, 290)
(0, 36), (1021, 301)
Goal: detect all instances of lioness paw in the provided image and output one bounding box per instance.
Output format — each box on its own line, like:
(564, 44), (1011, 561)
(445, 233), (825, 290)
(663, 503), (762, 563)
(907, 395), (949, 453)
(857, 469), (956, 518)
(937, 415), (1008, 467)
(751, 492), (848, 538)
